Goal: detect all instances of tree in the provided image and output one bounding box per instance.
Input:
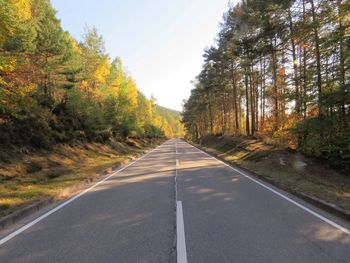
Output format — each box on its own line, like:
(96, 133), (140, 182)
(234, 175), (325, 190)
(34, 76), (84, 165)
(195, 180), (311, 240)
(182, 0), (350, 171)
(0, 0), (184, 146)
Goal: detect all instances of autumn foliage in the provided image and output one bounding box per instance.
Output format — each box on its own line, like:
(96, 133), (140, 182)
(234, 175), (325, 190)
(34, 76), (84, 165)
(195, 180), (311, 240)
(182, 0), (350, 172)
(0, 0), (183, 148)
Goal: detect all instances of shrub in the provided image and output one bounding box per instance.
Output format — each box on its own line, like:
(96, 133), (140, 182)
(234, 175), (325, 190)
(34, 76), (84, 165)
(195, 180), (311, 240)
(25, 161), (43, 173)
(144, 124), (164, 138)
(294, 116), (350, 172)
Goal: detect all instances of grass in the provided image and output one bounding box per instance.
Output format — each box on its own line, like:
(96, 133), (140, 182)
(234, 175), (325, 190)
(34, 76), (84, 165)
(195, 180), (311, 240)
(199, 135), (350, 215)
(0, 138), (163, 217)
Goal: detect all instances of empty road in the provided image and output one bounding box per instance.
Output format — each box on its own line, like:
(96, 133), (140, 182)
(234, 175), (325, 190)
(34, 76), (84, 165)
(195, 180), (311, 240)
(0, 139), (349, 262)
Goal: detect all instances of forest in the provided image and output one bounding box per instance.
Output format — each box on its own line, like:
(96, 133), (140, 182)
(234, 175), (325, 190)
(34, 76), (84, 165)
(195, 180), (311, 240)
(183, 0), (350, 171)
(0, 0), (183, 150)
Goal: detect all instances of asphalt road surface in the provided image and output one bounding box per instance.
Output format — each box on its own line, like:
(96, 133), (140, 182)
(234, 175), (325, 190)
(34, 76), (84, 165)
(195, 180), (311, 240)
(0, 139), (349, 262)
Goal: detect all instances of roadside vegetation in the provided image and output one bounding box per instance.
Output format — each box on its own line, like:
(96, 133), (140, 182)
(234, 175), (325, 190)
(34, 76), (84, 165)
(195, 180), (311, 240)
(0, 0), (184, 149)
(197, 135), (350, 215)
(0, 137), (163, 217)
(0, 0), (184, 218)
(182, 0), (350, 173)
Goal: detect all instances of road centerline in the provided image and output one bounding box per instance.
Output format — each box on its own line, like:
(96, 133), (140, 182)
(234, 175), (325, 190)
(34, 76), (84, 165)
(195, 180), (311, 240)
(176, 201), (188, 263)
(175, 141), (188, 263)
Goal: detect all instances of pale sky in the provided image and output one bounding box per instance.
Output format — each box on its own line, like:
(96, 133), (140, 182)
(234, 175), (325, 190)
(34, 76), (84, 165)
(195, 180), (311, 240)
(51, 0), (234, 111)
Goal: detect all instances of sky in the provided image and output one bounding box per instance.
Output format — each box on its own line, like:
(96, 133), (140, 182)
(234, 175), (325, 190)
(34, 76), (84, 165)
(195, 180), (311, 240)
(51, 0), (234, 111)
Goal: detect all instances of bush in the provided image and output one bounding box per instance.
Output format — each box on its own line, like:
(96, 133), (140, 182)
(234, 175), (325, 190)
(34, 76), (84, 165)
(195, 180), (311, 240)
(294, 116), (350, 172)
(4, 108), (56, 148)
(25, 161), (43, 173)
(144, 124), (164, 138)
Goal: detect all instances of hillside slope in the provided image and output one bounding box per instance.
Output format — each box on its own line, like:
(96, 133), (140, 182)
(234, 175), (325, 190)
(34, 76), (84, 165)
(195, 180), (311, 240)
(0, 138), (164, 218)
(197, 135), (350, 217)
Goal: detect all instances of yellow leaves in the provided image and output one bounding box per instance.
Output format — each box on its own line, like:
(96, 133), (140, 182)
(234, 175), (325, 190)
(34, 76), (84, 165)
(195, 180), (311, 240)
(0, 83), (37, 116)
(80, 56), (110, 94)
(68, 36), (82, 55)
(92, 57), (110, 85)
(152, 115), (173, 138)
(0, 0), (183, 140)
(1, 83), (36, 98)
(160, 117), (174, 138)
(339, 1), (349, 30)
(79, 80), (88, 91)
(144, 100), (154, 123)
(109, 78), (120, 96)
(81, 58), (111, 102)
(11, 0), (32, 21)
(0, 56), (17, 73)
(125, 77), (138, 111)
(344, 13), (350, 36)
(112, 60), (126, 89)
(113, 76), (139, 116)
(18, 83), (37, 99)
(0, 1), (14, 43)
(0, 0), (31, 45)
(90, 87), (106, 102)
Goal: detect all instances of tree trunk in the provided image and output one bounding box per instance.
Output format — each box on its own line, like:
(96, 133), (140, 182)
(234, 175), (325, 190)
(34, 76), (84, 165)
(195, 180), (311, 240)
(310, 0), (323, 116)
(244, 65), (250, 136)
(260, 56), (266, 131)
(288, 7), (300, 115)
(231, 63), (239, 132)
(271, 37), (279, 131)
(249, 64), (256, 135)
(207, 91), (214, 134)
(337, 0), (346, 119)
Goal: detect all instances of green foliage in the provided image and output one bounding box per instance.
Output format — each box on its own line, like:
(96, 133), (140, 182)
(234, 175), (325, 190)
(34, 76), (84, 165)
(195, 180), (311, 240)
(294, 117), (350, 172)
(0, 108), (56, 148)
(25, 161), (43, 173)
(0, 0), (183, 148)
(144, 124), (164, 138)
(183, 0), (350, 172)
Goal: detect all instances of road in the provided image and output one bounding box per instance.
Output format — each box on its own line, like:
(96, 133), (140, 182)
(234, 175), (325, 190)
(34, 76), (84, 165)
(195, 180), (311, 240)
(0, 139), (349, 262)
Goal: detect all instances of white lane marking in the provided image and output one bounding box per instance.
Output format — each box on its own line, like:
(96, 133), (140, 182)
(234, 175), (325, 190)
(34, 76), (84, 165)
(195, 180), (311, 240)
(175, 158), (179, 202)
(0, 143), (166, 246)
(188, 143), (350, 236)
(177, 201), (188, 263)
(174, 142), (188, 263)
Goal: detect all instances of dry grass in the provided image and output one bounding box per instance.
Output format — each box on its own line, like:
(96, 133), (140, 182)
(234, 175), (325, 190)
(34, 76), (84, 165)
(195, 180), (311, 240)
(0, 138), (162, 217)
(200, 135), (350, 214)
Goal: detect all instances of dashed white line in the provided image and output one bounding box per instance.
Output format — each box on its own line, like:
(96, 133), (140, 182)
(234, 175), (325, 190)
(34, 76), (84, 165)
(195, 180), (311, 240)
(176, 201), (188, 263)
(175, 158), (178, 202)
(175, 141), (188, 263)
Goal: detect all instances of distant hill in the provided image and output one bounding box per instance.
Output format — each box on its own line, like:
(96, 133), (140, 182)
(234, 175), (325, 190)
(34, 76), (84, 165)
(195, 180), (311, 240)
(155, 105), (184, 138)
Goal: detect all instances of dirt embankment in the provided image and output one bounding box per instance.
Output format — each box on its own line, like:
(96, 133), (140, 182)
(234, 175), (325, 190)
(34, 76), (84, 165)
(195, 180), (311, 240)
(197, 135), (350, 218)
(0, 137), (164, 218)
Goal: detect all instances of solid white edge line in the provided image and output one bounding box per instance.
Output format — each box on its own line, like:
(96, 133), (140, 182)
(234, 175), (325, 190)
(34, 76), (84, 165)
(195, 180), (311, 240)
(0, 143), (164, 246)
(177, 201), (188, 263)
(188, 143), (350, 236)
